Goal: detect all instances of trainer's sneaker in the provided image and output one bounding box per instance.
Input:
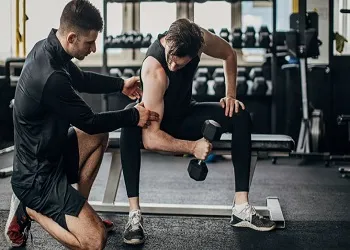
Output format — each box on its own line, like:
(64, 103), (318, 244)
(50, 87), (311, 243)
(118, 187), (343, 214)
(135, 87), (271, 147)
(123, 210), (145, 245)
(230, 203), (276, 231)
(102, 219), (115, 233)
(5, 194), (32, 247)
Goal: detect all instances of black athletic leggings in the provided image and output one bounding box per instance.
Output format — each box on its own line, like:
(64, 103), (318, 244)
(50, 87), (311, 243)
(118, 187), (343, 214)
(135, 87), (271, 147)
(120, 102), (252, 198)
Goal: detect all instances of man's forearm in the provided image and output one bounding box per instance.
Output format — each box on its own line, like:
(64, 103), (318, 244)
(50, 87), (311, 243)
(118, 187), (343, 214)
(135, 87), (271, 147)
(223, 50), (237, 98)
(143, 129), (195, 155)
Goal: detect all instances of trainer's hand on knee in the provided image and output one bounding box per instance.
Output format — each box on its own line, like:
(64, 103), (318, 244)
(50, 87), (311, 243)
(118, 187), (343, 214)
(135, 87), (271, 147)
(192, 138), (212, 160)
(135, 102), (159, 128)
(220, 96), (245, 117)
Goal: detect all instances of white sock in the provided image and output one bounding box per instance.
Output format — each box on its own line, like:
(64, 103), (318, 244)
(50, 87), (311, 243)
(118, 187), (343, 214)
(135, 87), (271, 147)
(233, 202), (248, 213)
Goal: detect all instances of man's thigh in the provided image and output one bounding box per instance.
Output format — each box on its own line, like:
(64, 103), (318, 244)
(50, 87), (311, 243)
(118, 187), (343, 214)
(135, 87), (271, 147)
(173, 102), (232, 140)
(61, 127), (108, 184)
(13, 168), (86, 232)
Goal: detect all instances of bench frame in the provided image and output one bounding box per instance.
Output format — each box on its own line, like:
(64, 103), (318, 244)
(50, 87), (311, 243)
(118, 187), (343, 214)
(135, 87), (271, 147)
(89, 146), (289, 229)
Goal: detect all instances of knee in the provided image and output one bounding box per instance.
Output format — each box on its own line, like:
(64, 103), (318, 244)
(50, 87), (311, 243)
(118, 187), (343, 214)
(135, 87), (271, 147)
(80, 228), (107, 250)
(234, 109), (252, 124)
(99, 133), (109, 149)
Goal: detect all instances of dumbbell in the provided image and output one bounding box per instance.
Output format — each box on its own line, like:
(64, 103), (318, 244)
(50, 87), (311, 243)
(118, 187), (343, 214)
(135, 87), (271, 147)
(232, 28), (243, 48)
(208, 28), (215, 34)
(194, 68), (210, 95)
(244, 26), (256, 47)
(142, 33), (152, 47)
(258, 26), (271, 48)
(194, 77), (208, 95)
(188, 120), (222, 181)
(136, 68), (141, 76)
(195, 67), (210, 79)
(111, 35), (124, 48)
(109, 68), (122, 78)
(237, 67), (247, 78)
(237, 77), (248, 96)
(133, 32), (144, 48)
(105, 35), (114, 48)
(213, 68), (225, 97)
(249, 67), (268, 95)
(124, 31), (136, 48)
(236, 67), (248, 95)
(219, 28), (230, 43)
(122, 68), (135, 79)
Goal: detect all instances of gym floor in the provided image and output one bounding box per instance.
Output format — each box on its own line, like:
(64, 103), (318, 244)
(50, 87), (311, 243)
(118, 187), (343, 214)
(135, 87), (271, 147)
(0, 152), (349, 249)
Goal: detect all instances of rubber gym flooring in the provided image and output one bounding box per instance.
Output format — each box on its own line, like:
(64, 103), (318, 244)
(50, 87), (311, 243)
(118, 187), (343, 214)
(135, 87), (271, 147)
(0, 151), (349, 249)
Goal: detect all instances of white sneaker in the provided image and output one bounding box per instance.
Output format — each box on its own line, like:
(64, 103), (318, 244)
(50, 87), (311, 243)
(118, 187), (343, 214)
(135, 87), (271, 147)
(230, 203), (276, 231)
(123, 210), (145, 245)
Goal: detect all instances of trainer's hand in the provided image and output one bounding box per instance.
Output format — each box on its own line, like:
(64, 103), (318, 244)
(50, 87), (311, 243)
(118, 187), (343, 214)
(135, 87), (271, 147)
(220, 96), (245, 117)
(192, 138), (212, 160)
(134, 102), (159, 128)
(122, 76), (143, 100)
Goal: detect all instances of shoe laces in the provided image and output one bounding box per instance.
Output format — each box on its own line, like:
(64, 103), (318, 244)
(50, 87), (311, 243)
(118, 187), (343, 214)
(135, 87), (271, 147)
(127, 210), (143, 231)
(238, 204), (263, 222)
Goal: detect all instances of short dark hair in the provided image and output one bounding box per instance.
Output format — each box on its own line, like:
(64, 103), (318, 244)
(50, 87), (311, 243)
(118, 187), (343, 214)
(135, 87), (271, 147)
(60, 0), (103, 33)
(165, 18), (204, 58)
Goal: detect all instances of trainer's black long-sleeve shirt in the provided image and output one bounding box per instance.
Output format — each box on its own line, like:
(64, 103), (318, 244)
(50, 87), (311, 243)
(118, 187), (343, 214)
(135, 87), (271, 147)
(12, 29), (139, 188)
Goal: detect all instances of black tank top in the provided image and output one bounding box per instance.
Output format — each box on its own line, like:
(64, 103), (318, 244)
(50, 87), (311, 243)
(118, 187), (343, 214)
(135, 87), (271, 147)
(141, 33), (200, 122)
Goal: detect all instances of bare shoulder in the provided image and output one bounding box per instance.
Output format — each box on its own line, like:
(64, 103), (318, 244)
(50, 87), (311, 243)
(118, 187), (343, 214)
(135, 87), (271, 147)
(142, 56), (168, 87)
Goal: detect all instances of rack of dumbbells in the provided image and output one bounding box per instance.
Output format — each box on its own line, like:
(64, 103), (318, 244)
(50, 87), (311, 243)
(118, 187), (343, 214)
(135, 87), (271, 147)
(192, 65), (272, 133)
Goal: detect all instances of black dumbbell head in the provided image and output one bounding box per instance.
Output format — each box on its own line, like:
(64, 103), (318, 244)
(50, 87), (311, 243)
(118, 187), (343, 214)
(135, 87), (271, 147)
(237, 67), (247, 77)
(194, 77), (208, 95)
(188, 159), (208, 181)
(201, 120), (222, 142)
(249, 67), (263, 79)
(251, 77), (268, 96)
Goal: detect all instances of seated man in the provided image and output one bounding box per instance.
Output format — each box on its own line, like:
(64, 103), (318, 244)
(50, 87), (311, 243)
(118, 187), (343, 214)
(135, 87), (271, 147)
(5, 0), (158, 249)
(120, 18), (276, 245)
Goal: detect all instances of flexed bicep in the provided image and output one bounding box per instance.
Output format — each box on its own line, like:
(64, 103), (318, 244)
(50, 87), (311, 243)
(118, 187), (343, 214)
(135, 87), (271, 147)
(141, 56), (168, 131)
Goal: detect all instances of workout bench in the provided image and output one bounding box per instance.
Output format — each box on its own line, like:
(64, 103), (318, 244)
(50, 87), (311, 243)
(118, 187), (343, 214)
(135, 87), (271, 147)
(89, 132), (294, 229)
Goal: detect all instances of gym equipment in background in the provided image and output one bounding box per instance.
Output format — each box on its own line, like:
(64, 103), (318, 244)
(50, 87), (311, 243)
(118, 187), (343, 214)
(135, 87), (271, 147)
(285, 1), (327, 161)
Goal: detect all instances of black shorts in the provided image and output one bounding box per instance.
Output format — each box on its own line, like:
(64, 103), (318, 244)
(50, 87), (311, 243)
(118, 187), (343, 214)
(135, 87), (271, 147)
(12, 127), (86, 231)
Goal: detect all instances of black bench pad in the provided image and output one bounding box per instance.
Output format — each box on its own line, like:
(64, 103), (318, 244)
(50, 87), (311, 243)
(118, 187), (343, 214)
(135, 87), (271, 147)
(108, 132), (294, 152)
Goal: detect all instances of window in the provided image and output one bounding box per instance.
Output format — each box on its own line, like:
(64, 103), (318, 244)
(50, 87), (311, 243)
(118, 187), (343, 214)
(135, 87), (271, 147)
(0, 0), (13, 60)
(26, 1), (68, 53)
(334, 0), (350, 55)
(140, 2), (176, 45)
(241, 0), (292, 62)
(105, 2), (123, 54)
(194, 1), (231, 35)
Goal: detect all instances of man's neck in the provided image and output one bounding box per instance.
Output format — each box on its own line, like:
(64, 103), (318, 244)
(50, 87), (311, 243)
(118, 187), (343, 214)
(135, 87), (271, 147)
(56, 30), (70, 56)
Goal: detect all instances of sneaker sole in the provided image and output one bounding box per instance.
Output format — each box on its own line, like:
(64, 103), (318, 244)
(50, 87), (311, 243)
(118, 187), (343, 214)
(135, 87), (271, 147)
(123, 238), (145, 245)
(231, 221), (276, 232)
(4, 194), (21, 246)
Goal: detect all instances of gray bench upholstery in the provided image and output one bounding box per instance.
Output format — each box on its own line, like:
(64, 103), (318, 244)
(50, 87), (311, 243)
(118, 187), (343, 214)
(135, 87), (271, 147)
(89, 132), (294, 229)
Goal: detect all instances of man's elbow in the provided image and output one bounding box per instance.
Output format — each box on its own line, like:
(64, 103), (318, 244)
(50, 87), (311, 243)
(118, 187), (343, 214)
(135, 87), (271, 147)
(142, 131), (158, 151)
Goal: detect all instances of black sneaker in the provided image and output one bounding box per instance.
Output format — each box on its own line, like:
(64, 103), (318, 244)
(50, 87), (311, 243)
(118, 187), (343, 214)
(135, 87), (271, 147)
(5, 194), (32, 247)
(123, 210), (145, 245)
(230, 204), (276, 231)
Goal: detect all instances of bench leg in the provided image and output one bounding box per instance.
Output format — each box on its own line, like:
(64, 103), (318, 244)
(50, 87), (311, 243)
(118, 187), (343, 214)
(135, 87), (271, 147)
(102, 151), (122, 204)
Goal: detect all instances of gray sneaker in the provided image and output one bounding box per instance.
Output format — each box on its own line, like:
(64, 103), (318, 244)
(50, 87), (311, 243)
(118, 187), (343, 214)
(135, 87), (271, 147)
(123, 210), (145, 245)
(230, 204), (276, 231)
